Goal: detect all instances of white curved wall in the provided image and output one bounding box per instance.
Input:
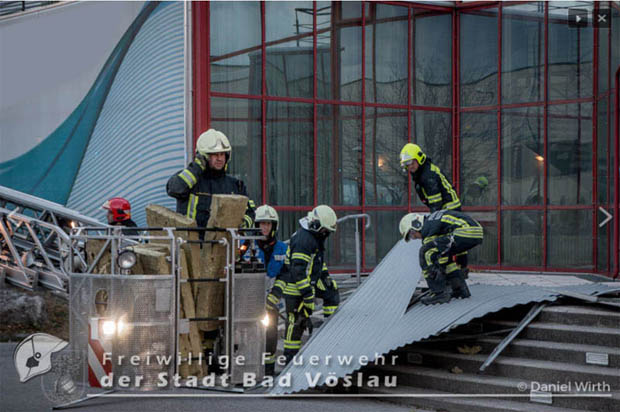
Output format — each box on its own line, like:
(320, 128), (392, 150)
(0, 1), (144, 162)
(66, 2), (185, 225)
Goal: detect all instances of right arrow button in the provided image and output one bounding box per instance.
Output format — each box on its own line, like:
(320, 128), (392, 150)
(599, 207), (613, 228)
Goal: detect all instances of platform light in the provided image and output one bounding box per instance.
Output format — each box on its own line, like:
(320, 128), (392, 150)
(261, 313), (270, 327)
(117, 249), (137, 272)
(101, 320), (116, 337)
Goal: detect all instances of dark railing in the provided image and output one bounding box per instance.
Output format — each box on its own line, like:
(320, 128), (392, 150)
(0, 1), (58, 17)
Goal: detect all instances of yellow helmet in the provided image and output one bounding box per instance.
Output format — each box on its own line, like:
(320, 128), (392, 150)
(400, 143), (426, 169)
(196, 129), (231, 155)
(307, 205), (337, 233)
(399, 213), (425, 241)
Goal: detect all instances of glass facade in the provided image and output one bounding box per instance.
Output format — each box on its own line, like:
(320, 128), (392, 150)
(195, 1), (620, 276)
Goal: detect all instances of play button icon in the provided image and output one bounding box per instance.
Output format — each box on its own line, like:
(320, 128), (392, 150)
(568, 9), (588, 28)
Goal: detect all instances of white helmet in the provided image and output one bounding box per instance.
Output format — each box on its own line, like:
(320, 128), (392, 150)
(255, 205), (279, 225)
(399, 213), (424, 241)
(196, 129), (231, 155)
(307, 205), (337, 233)
(255, 204), (279, 238)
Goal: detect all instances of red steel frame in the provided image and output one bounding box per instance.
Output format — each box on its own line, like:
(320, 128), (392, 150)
(609, 66), (620, 279)
(193, 1), (617, 276)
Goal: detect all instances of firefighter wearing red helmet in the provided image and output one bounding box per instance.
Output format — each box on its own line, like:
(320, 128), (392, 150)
(102, 197), (139, 236)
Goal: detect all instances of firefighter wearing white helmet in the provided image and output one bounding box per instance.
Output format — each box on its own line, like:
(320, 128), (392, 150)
(166, 129), (256, 229)
(399, 210), (483, 305)
(243, 204), (288, 375)
(280, 205), (340, 364)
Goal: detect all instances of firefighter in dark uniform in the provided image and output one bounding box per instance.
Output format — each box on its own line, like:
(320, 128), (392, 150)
(102, 197), (139, 236)
(250, 205), (288, 376)
(166, 128), (255, 230)
(400, 210), (483, 305)
(281, 205), (338, 363)
(400, 143), (471, 276)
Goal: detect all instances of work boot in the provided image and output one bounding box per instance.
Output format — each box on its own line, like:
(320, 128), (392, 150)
(421, 266), (452, 305)
(447, 270), (471, 299)
(421, 290), (452, 305)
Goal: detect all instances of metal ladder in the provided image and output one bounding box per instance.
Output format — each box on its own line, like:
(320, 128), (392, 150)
(0, 185), (106, 296)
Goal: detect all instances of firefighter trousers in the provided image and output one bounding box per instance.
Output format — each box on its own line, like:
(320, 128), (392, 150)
(283, 296), (308, 363)
(264, 308), (279, 375)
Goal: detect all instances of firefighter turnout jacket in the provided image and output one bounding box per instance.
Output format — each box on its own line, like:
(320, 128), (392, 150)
(419, 209), (483, 277)
(166, 158), (255, 228)
(411, 158), (461, 212)
(281, 228), (319, 310)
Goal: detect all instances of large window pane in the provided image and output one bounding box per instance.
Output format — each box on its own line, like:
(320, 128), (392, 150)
(460, 9), (498, 107)
(317, 3), (362, 101)
(365, 4), (408, 105)
(547, 103), (592, 205)
(598, 97), (609, 204)
(414, 13), (452, 107)
(411, 111), (453, 207)
(613, 6), (620, 75)
(548, 2), (593, 101)
(612, 86), (616, 210)
(210, 2), (261, 95)
(265, 1), (314, 98)
(548, 210), (593, 269)
(501, 107), (544, 205)
(365, 210), (404, 266)
(501, 210), (543, 266)
(598, 4), (610, 94)
(317, 104), (362, 206)
(278, 210), (307, 241)
(211, 97), (262, 203)
(468, 211), (498, 266)
(342, 1), (363, 20)
(365, 108), (408, 206)
(326, 212), (362, 269)
(460, 112), (498, 207)
(266, 101), (313, 205)
(597, 212), (610, 273)
(502, 3), (544, 104)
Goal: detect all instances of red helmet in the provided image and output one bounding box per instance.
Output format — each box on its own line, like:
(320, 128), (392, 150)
(102, 197), (131, 222)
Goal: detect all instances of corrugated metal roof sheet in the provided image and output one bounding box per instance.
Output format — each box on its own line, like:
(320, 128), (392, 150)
(269, 239), (620, 395)
(269, 239), (420, 394)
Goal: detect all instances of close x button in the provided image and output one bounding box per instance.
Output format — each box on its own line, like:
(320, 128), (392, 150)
(595, 8), (611, 29)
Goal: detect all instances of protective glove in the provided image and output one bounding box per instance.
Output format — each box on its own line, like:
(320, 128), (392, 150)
(194, 153), (208, 171)
(298, 301), (314, 318)
(266, 293), (279, 312)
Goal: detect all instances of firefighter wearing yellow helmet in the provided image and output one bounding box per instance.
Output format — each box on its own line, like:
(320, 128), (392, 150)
(400, 143), (461, 212)
(280, 205), (339, 364)
(166, 128), (255, 229)
(399, 210), (482, 305)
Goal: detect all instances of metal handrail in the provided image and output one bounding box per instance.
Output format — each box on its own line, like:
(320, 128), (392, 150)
(336, 213), (371, 286)
(0, 1), (58, 17)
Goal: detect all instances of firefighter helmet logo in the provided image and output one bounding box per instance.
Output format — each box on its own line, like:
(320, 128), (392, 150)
(14, 333), (68, 382)
(208, 137), (230, 151)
